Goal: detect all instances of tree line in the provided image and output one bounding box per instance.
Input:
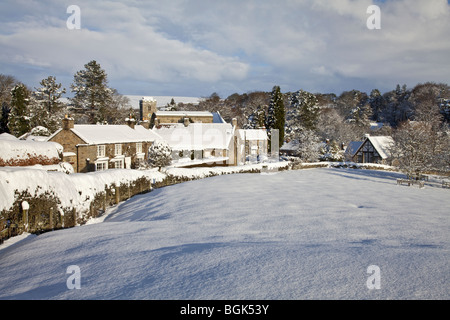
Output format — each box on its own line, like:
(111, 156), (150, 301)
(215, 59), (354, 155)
(0, 60), (135, 138)
(1, 60), (448, 174)
(178, 82), (449, 173)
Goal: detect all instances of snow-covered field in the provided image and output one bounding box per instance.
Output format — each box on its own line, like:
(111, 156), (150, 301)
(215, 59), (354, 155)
(0, 168), (448, 300)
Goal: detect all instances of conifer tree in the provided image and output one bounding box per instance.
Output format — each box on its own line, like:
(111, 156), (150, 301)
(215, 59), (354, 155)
(8, 83), (31, 137)
(266, 86), (285, 149)
(290, 89), (320, 131)
(70, 60), (113, 123)
(0, 74), (18, 134)
(32, 76), (66, 132)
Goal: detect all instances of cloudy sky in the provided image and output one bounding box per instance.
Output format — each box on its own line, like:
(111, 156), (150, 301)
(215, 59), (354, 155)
(0, 0), (449, 98)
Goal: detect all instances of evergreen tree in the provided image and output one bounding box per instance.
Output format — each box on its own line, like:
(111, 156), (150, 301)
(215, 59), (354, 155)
(246, 104), (266, 129)
(0, 103), (11, 134)
(369, 89), (384, 122)
(8, 83), (31, 137)
(70, 60), (113, 123)
(266, 86), (285, 149)
(0, 74), (18, 134)
(290, 89), (320, 131)
(32, 76), (66, 133)
(349, 102), (372, 128)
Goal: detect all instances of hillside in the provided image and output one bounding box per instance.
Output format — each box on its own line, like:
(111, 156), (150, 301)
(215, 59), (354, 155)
(0, 168), (448, 300)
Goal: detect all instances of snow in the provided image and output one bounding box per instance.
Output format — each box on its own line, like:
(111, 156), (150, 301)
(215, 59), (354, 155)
(345, 141), (363, 157)
(0, 139), (62, 162)
(0, 167), (448, 300)
(156, 111), (213, 117)
(0, 133), (18, 141)
(153, 123), (234, 151)
(367, 136), (394, 159)
(53, 124), (162, 145)
(125, 95), (201, 109)
(0, 167), (166, 213)
(237, 129), (268, 141)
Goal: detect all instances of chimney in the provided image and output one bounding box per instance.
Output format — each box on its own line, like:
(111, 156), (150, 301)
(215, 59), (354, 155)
(62, 115), (74, 130)
(184, 117), (190, 127)
(126, 116), (135, 129)
(232, 118), (238, 129)
(141, 120), (150, 130)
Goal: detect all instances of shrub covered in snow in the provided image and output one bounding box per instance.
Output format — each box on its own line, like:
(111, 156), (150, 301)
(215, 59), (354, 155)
(148, 140), (172, 170)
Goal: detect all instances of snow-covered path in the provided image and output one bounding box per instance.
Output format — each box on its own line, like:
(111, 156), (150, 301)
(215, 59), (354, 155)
(0, 168), (448, 299)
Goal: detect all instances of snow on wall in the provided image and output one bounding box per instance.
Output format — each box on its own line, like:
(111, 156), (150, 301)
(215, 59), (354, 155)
(0, 167), (166, 214)
(0, 162), (290, 216)
(0, 138), (63, 166)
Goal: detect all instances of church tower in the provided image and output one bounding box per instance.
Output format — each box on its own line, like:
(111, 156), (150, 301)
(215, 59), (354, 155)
(139, 97), (157, 121)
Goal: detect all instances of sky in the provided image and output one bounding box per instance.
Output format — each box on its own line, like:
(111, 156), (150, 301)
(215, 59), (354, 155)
(0, 0), (449, 99)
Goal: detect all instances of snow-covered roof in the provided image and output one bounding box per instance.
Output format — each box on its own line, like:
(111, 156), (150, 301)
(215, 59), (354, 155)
(345, 141), (363, 156)
(370, 122), (384, 131)
(367, 136), (393, 159)
(152, 123), (234, 151)
(280, 140), (299, 151)
(155, 111), (213, 117)
(237, 129), (268, 141)
(50, 124), (162, 145)
(351, 135), (394, 159)
(212, 112), (226, 123)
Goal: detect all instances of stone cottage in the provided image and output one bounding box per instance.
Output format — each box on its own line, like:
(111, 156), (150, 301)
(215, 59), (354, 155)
(48, 116), (162, 173)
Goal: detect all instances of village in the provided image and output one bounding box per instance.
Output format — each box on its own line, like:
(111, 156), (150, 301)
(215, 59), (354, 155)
(1, 1), (450, 302)
(0, 95), (399, 174)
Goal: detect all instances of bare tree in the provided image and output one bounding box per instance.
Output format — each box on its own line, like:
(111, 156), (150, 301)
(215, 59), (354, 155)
(390, 121), (448, 174)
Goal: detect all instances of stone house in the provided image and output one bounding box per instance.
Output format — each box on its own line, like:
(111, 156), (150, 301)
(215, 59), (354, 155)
(152, 118), (269, 167)
(48, 117), (161, 173)
(152, 120), (235, 167)
(139, 97), (213, 125)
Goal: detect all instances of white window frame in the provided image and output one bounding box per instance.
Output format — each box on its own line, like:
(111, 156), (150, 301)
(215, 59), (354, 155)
(115, 144), (122, 156)
(97, 145), (106, 158)
(114, 159), (124, 169)
(95, 161), (108, 171)
(136, 142), (143, 154)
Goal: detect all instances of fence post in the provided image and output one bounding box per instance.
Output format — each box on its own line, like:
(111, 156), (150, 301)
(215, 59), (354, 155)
(22, 201), (29, 232)
(115, 186), (120, 204)
(49, 207), (53, 230)
(72, 208), (77, 227)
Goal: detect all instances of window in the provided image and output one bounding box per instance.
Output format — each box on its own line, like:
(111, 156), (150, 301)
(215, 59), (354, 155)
(97, 145), (106, 158)
(95, 161), (108, 171)
(115, 144), (122, 156)
(114, 160), (124, 169)
(136, 143), (143, 154)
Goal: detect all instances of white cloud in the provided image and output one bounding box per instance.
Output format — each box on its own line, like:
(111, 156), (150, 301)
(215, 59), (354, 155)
(0, 0), (448, 96)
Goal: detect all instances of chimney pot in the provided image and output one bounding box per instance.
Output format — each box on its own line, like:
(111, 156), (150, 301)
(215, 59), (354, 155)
(62, 116), (74, 130)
